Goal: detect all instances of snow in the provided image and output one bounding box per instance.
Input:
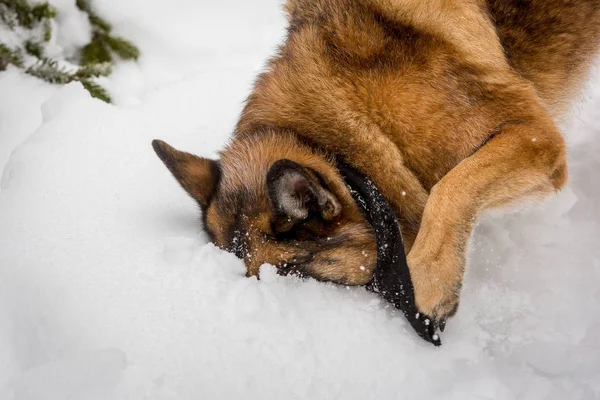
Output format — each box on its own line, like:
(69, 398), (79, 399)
(50, 3), (92, 60)
(1, 1), (599, 399)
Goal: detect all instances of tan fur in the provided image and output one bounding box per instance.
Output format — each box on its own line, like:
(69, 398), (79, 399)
(154, 0), (600, 323)
(204, 131), (378, 283)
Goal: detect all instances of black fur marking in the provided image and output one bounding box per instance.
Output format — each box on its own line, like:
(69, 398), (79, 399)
(338, 162), (442, 346)
(227, 195), (250, 259)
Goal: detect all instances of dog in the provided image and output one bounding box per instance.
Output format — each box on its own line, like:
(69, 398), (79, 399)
(152, 0), (600, 338)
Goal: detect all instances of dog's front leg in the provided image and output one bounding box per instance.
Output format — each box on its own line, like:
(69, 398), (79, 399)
(407, 112), (568, 326)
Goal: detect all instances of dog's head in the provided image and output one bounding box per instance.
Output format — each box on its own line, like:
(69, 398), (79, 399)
(152, 130), (376, 284)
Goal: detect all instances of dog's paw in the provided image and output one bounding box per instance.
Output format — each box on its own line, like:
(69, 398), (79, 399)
(407, 251), (463, 335)
(416, 278), (460, 320)
(413, 289), (459, 345)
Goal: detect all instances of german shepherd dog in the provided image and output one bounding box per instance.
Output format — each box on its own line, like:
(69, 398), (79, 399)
(153, 0), (600, 342)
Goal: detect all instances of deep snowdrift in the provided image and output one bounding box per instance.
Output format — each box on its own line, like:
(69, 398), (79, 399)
(1, 1), (599, 399)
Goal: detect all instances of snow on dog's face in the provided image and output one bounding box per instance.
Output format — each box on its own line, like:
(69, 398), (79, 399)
(152, 131), (377, 285)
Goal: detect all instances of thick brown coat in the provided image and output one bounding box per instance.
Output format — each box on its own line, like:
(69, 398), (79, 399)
(154, 0), (600, 325)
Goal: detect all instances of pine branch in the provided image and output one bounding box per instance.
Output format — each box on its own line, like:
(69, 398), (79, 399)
(0, 0), (34, 28)
(25, 40), (43, 58)
(0, 43), (24, 70)
(75, 0), (111, 33)
(0, 0), (56, 28)
(43, 18), (52, 41)
(75, 62), (112, 78)
(80, 38), (111, 65)
(24, 59), (112, 103)
(31, 3), (57, 20)
(79, 78), (111, 103)
(104, 36), (139, 61)
(75, 0), (139, 64)
(25, 58), (72, 84)
(1, 0), (139, 103)
(0, 3), (18, 28)
(88, 13), (111, 34)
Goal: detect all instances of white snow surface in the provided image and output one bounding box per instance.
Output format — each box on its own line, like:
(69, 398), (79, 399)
(1, 1), (600, 399)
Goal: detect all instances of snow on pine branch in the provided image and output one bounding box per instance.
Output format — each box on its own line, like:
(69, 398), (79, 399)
(0, 0), (139, 102)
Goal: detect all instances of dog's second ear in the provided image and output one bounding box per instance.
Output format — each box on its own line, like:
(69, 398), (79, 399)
(267, 159), (341, 232)
(152, 139), (220, 208)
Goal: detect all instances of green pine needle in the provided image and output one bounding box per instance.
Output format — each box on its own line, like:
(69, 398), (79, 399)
(88, 13), (111, 33)
(0, 43), (24, 70)
(25, 40), (43, 58)
(0, 3), (18, 29)
(81, 39), (112, 65)
(76, 0), (111, 33)
(76, 62), (113, 78)
(25, 59), (72, 84)
(31, 3), (57, 21)
(43, 18), (52, 41)
(1, 0), (139, 103)
(0, 0), (33, 28)
(80, 78), (111, 103)
(74, 0), (92, 14)
(104, 36), (140, 61)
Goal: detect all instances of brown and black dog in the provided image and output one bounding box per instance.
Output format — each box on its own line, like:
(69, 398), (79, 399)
(153, 0), (600, 338)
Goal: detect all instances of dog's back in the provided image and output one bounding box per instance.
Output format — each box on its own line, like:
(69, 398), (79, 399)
(285, 0), (600, 115)
(237, 0), (600, 200)
(490, 0), (600, 112)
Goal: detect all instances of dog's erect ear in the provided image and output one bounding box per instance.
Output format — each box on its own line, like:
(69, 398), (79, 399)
(267, 159), (341, 232)
(152, 139), (220, 207)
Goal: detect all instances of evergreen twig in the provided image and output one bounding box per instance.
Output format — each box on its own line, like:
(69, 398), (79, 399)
(0, 0), (139, 103)
(104, 36), (140, 60)
(75, 62), (112, 78)
(81, 36), (112, 65)
(25, 58), (113, 102)
(25, 58), (71, 84)
(25, 40), (43, 58)
(76, 0), (139, 65)
(0, 43), (24, 70)
(80, 79), (111, 102)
